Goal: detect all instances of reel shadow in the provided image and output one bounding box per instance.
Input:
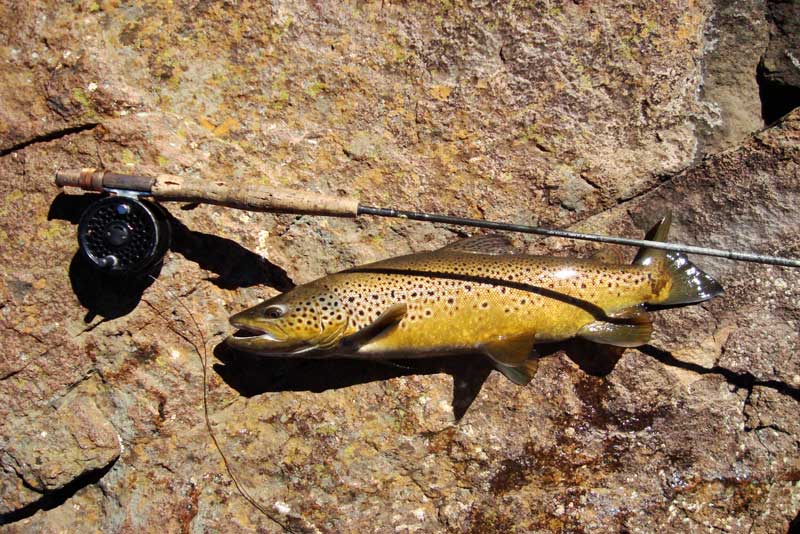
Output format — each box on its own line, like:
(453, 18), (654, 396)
(48, 193), (294, 322)
(68, 254), (159, 322)
(213, 342), (494, 420)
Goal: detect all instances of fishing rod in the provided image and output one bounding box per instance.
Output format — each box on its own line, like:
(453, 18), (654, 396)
(54, 168), (800, 274)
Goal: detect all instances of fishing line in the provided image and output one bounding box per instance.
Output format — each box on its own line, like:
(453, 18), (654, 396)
(143, 277), (317, 534)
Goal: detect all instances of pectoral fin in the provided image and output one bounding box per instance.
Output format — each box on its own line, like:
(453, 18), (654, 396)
(342, 303), (407, 348)
(482, 333), (539, 386)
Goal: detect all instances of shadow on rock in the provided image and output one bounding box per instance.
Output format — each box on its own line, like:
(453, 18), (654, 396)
(539, 338), (625, 377)
(213, 342), (494, 420)
(48, 191), (100, 223)
(167, 213), (294, 291)
(49, 193), (294, 322)
(68, 254), (159, 322)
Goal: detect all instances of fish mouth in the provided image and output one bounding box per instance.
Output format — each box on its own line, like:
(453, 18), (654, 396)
(226, 319), (315, 355)
(226, 314), (292, 351)
(225, 333), (317, 355)
(229, 326), (283, 342)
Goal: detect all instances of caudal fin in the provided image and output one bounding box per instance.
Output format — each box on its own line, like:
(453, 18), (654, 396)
(634, 213), (724, 307)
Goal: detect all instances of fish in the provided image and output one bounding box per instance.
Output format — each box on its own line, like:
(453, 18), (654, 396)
(226, 213), (723, 385)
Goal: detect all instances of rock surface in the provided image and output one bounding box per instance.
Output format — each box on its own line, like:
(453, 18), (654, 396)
(1, 1), (798, 532)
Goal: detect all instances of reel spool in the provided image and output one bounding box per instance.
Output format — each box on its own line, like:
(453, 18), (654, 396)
(77, 195), (170, 276)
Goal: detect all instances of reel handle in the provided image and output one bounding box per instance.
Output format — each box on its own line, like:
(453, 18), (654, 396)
(55, 168), (360, 217)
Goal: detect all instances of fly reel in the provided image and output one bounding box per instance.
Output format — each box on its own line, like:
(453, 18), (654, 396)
(77, 195), (170, 276)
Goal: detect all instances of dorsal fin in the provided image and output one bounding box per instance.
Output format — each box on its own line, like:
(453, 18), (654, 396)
(438, 234), (518, 255)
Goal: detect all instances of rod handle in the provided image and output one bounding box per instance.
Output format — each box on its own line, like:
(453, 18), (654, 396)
(54, 169), (360, 218)
(151, 174), (359, 217)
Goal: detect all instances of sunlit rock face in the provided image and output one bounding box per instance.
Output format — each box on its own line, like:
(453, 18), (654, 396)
(1, 1), (798, 532)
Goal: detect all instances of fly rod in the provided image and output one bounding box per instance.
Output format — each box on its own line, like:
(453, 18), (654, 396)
(55, 168), (800, 269)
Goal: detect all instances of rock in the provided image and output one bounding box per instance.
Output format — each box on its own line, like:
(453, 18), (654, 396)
(698, 0), (768, 152)
(759, 0), (800, 123)
(0, 378), (119, 518)
(1, 1), (799, 533)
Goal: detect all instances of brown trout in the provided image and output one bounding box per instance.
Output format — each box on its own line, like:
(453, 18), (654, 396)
(227, 214), (722, 385)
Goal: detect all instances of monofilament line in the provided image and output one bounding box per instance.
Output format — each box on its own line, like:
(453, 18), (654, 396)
(357, 206), (800, 268)
(143, 278), (317, 534)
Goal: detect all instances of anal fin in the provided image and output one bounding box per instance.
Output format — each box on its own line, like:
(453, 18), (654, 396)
(608, 305), (651, 323)
(495, 359), (540, 386)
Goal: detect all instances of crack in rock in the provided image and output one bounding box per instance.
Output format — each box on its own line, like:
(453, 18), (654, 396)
(0, 123), (99, 157)
(0, 459), (117, 526)
(639, 345), (800, 403)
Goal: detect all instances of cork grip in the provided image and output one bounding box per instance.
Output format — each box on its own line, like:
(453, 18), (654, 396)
(151, 174), (359, 217)
(55, 169), (360, 218)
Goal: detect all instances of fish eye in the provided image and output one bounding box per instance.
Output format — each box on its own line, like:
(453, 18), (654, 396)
(263, 305), (287, 319)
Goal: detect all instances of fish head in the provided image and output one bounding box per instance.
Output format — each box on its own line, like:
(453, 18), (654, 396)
(226, 285), (349, 355)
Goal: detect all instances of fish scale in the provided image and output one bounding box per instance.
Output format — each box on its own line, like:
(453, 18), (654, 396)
(227, 214), (723, 385)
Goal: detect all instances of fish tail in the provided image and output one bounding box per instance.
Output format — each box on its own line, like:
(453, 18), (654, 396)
(634, 212), (724, 307)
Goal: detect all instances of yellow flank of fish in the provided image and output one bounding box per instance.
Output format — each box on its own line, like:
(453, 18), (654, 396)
(331, 251), (667, 352)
